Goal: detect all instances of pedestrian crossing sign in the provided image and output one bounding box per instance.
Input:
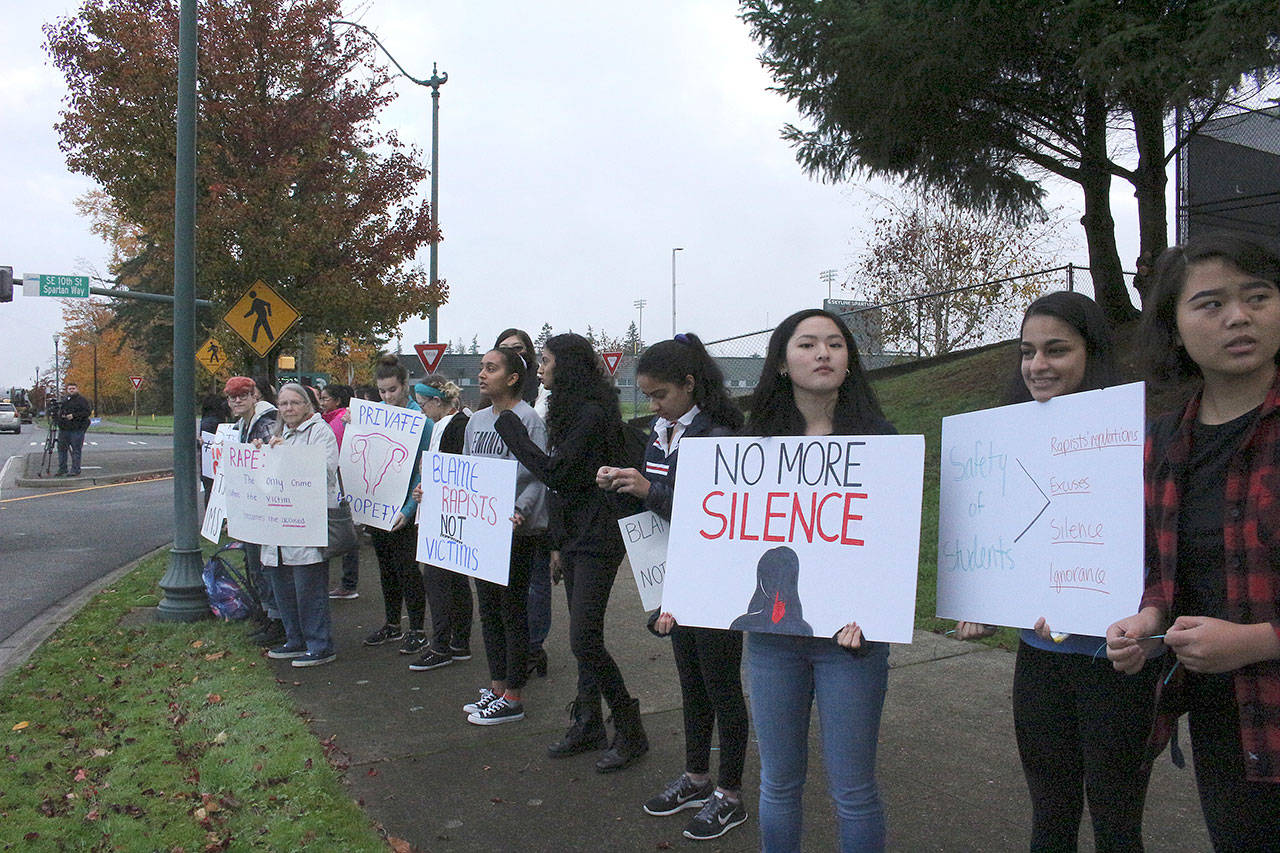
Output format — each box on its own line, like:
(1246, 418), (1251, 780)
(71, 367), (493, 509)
(196, 337), (227, 373)
(223, 280), (300, 357)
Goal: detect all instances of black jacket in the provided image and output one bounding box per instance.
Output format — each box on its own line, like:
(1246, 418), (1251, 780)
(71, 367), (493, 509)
(59, 393), (92, 431)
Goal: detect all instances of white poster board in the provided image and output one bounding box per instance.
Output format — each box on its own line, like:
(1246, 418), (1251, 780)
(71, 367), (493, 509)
(936, 382), (1145, 636)
(200, 424), (240, 543)
(339, 399), (428, 530)
(661, 435), (925, 643)
(224, 444), (328, 547)
(618, 511), (669, 612)
(416, 451), (518, 585)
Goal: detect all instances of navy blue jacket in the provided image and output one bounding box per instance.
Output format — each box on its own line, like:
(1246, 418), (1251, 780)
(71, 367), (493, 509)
(642, 409), (735, 522)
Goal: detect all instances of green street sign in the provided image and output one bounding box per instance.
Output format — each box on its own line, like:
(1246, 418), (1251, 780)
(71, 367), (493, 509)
(24, 274), (90, 298)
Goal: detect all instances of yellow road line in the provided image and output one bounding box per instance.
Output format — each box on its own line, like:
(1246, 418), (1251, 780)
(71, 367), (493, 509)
(0, 476), (173, 504)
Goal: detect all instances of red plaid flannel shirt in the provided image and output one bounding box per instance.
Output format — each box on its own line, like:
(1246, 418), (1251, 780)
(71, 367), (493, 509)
(1142, 375), (1280, 782)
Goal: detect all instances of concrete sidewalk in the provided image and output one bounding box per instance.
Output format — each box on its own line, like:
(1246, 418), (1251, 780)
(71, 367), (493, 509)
(265, 548), (1209, 852)
(15, 447), (172, 488)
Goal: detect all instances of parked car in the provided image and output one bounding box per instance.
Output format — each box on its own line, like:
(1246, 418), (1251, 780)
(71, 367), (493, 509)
(0, 402), (20, 434)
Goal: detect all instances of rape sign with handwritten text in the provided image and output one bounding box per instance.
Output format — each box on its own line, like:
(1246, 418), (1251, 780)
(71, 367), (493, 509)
(936, 381), (1145, 636)
(661, 435), (925, 643)
(340, 399), (428, 530)
(223, 444), (328, 547)
(416, 451), (517, 585)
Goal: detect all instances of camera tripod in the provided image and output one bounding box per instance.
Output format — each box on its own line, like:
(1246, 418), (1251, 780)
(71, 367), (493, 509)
(38, 414), (60, 477)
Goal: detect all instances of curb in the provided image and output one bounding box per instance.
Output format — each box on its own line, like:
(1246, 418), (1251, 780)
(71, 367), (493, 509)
(0, 544), (172, 683)
(14, 468), (174, 489)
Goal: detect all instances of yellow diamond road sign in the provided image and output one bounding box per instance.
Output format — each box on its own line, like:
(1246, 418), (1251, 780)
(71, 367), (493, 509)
(223, 280), (300, 357)
(196, 337), (227, 373)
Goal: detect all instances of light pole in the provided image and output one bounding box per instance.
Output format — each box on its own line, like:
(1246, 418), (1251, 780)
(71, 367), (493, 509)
(632, 298), (647, 414)
(671, 247), (683, 336)
(329, 20), (447, 342)
(820, 269), (837, 300)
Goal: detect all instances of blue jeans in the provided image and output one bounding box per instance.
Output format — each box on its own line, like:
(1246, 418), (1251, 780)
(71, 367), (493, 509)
(526, 540), (552, 651)
(266, 562), (334, 656)
(338, 549), (359, 591)
(747, 632), (890, 853)
(57, 428), (86, 474)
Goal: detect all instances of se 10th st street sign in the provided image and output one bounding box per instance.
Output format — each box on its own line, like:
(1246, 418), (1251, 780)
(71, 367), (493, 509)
(223, 280), (300, 358)
(24, 274), (90, 298)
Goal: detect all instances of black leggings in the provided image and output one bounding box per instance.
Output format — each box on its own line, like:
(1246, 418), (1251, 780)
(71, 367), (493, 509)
(476, 535), (537, 691)
(424, 561), (473, 651)
(671, 625), (747, 791)
(1012, 640), (1159, 852)
(562, 549), (632, 713)
(368, 523), (425, 631)
(1187, 675), (1280, 852)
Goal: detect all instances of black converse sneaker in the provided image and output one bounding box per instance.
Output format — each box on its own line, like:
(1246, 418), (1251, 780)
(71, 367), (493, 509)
(467, 695), (525, 726)
(462, 687), (497, 714)
(682, 791), (747, 841)
(643, 774), (714, 816)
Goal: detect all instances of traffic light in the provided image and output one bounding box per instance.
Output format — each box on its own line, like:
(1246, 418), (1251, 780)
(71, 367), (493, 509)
(0, 267), (12, 303)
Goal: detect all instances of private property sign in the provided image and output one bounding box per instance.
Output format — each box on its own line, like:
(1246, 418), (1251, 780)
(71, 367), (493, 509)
(24, 274), (90, 298)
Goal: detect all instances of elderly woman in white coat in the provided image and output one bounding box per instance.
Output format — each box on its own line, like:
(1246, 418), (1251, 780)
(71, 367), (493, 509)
(260, 383), (340, 667)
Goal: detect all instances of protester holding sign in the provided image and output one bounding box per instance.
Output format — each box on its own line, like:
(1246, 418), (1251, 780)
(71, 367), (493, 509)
(494, 333), (649, 772)
(257, 384), (340, 667)
(409, 379), (475, 671)
(359, 355), (432, 655)
(954, 292), (1160, 851)
(1107, 235), (1280, 848)
(736, 309), (894, 852)
(225, 375), (283, 647)
(445, 349), (549, 725)
(597, 333), (750, 841)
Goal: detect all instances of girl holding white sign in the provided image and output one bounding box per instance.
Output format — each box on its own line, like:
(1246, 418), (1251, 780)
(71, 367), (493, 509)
(955, 291), (1161, 852)
(597, 333), (751, 841)
(494, 333), (649, 772)
(738, 308), (894, 852)
(1107, 235), (1280, 849)
(455, 350), (548, 725)
(259, 383), (340, 667)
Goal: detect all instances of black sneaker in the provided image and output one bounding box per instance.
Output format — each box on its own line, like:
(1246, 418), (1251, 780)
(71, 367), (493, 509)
(682, 791), (747, 841)
(292, 651), (336, 668)
(467, 696), (525, 726)
(266, 644), (307, 660)
(448, 644), (472, 661)
(643, 774), (714, 816)
(462, 687), (497, 714)
(408, 649), (453, 671)
(398, 630), (429, 655)
(362, 624), (404, 646)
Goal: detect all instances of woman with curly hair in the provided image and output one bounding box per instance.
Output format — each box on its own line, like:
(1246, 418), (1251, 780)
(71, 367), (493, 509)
(494, 333), (649, 772)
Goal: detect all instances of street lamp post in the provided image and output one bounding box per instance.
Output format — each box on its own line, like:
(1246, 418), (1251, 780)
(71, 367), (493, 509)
(671, 247), (683, 336)
(632, 298), (646, 414)
(329, 20), (447, 342)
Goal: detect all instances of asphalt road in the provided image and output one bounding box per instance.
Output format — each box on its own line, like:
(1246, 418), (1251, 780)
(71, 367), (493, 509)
(0, 424), (175, 645)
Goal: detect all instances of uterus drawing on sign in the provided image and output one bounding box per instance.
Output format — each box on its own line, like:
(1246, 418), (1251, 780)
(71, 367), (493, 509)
(349, 433), (409, 493)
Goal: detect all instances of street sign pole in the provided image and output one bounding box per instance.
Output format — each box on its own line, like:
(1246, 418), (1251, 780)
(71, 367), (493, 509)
(133, 387), (138, 430)
(157, 0), (209, 622)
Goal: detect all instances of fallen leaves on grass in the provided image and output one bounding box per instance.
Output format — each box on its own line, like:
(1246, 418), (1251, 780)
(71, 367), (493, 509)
(10, 722), (28, 731)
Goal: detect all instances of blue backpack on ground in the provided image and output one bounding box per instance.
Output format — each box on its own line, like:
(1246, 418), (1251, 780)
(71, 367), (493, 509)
(202, 542), (262, 622)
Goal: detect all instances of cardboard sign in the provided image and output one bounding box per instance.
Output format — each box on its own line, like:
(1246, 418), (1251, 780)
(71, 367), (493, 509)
(200, 424), (240, 543)
(223, 444), (328, 547)
(619, 510), (668, 611)
(416, 451), (518, 585)
(661, 434), (925, 643)
(340, 399), (428, 530)
(936, 382), (1145, 636)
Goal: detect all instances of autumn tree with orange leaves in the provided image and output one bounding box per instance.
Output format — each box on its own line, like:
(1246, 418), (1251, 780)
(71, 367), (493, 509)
(45, 0), (445, 395)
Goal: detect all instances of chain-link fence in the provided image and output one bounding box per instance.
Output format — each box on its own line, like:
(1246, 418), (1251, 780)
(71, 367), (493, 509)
(696, 264), (1138, 392)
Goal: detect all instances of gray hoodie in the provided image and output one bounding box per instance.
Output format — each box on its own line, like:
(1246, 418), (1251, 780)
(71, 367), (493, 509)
(464, 401), (549, 534)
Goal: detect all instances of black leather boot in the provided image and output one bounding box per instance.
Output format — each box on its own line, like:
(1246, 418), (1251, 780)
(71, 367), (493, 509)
(595, 697), (648, 773)
(547, 697), (607, 758)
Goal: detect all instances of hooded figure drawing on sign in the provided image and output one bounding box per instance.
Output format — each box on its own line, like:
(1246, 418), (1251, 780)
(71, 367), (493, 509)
(730, 546), (813, 636)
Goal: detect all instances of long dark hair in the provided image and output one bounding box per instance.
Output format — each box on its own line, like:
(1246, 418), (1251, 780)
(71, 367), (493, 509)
(323, 383), (353, 408)
(744, 309), (886, 437)
(636, 333), (743, 431)
(1009, 291), (1117, 403)
(484, 347), (532, 403)
(1140, 234), (1280, 385)
(494, 328), (539, 404)
(544, 333), (621, 445)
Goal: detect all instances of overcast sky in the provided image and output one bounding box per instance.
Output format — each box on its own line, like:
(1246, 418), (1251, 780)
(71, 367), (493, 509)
(2, 0), (1140, 392)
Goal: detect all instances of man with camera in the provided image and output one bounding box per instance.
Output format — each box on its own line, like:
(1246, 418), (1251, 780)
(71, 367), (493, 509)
(55, 383), (93, 477)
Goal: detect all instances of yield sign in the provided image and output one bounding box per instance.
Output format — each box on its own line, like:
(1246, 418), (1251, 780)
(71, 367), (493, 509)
(129, 376), (144, 390)
(601, 351), (623, 376)
(415, 343), (447, 374)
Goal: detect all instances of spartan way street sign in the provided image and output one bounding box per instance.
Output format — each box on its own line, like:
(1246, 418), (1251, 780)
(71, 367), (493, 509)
(223, 280), (300, 357)
(24, 274), (90, 298)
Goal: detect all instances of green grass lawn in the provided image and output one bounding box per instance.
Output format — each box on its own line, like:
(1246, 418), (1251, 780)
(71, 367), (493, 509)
(0, 547), (386, 852)
(94, 414), (175, 433)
